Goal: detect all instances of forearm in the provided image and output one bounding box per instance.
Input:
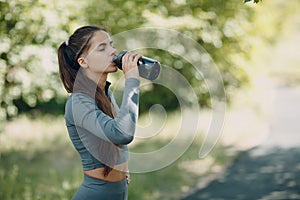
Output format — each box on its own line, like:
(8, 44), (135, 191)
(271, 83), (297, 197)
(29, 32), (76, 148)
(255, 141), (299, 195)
(113, 78), (140, 141)
(72, 78), (140, 145)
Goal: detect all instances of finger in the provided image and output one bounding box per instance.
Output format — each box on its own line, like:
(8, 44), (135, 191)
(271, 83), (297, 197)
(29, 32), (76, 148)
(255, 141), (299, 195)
(133, 54), (142, 63)
(127, 53), (137, 63)
(131, 53), (138, 60)
(125, 52), (135, 63)
(122, 52), (130, 67)
(122, 52), (140, 71)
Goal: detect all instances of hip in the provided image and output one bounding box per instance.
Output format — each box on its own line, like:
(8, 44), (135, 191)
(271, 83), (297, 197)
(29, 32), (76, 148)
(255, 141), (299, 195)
(83, 163), (128, 182)
(72, 174), (128, 200)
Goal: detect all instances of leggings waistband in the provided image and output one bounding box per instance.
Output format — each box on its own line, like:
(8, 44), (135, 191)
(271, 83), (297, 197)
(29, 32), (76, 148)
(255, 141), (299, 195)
(83, 174), (127, 192)
(71, 174), (128, 200)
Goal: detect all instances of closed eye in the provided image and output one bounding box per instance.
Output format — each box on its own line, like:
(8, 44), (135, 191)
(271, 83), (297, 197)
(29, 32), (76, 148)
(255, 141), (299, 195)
(109, 41), (114, 47)
(95, 40), (114, 51)
(97, 44), (106, 51)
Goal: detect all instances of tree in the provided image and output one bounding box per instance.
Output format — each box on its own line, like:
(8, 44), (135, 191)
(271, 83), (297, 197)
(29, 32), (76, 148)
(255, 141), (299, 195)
(0, 0), (289, 121)
(0, 0), (83, 120)
(84, 0), (257, 111)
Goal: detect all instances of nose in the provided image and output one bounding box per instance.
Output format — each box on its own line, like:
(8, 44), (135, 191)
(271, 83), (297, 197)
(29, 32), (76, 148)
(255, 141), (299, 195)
(110, 46), (117, 56)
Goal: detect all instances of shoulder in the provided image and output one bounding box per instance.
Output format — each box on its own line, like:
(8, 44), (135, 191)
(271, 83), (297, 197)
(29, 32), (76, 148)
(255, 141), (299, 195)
(65, 93), (95, 106)
(72, 92), (96, 104)
(65, 93), (100, 122)
(65, 93), (97, 112)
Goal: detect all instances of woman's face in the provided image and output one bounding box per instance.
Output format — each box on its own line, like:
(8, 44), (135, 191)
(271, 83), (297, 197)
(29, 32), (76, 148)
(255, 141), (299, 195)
(80, 30), (118, 75)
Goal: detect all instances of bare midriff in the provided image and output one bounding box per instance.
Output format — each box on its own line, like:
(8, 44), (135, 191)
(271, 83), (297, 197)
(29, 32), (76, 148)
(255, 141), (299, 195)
(84, 162), (128, 182)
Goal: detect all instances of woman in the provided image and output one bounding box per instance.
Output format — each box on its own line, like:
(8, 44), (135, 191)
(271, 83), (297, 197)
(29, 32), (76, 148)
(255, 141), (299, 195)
(57, 25), (141, 200)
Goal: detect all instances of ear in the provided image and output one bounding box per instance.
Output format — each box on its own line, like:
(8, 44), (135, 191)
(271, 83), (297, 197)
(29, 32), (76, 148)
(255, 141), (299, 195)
(77, 57), (88, 68)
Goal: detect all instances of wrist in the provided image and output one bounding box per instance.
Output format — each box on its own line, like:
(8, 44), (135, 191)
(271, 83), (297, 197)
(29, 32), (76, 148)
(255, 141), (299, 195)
(125, 77), (140, 85)
(124, 67), (139, 79)
(125, 71), (139, 79)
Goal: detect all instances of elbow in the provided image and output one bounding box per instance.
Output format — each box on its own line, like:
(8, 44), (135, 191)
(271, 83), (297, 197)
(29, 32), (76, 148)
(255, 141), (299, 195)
(111, 128), (134, 145)
(118, 135), (134, 145)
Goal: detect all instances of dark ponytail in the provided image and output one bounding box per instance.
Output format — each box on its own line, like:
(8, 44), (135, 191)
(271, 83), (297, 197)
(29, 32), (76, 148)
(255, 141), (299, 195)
(58, 42), (79, 93)
(58, 26), (118, 176)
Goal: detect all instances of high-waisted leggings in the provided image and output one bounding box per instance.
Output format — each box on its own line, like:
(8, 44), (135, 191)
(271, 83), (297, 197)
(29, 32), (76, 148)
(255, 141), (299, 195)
(72, 174), (128, 200)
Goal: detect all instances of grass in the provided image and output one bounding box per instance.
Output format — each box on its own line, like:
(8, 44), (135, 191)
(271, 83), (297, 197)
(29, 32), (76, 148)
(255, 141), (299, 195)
(0, 114), (237, 200)
(0, 126), (82, 199)
(0, 144), (82, 199)
(128, 139), (237, 200)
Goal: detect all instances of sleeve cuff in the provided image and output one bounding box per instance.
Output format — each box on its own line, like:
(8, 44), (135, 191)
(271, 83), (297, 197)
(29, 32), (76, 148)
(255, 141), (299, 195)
(125, 78), (140, 87)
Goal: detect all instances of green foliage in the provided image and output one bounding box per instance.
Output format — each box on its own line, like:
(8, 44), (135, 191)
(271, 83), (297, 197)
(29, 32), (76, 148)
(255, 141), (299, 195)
(140, 84), (179, 114)
(0, 141), (82, 199)
(84, 0), (255, 111)
(0, 0), (289, 119)
(0, 0), (83, 120)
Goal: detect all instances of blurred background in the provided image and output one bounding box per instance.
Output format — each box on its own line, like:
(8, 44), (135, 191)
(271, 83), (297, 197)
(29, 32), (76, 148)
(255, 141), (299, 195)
(0, 0), (299, 199)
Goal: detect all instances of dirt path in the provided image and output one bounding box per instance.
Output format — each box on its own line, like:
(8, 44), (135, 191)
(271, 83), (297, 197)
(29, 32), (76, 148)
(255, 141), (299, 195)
(181, 86), (300, 200)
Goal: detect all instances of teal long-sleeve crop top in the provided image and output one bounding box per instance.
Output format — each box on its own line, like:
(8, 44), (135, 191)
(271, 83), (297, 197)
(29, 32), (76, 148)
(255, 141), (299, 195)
(64, 78), (140, 170)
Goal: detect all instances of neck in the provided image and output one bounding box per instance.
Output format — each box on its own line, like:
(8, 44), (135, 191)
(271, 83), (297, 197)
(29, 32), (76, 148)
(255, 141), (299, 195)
(98, 74), (108, 91)
(83, 69), (108, 92)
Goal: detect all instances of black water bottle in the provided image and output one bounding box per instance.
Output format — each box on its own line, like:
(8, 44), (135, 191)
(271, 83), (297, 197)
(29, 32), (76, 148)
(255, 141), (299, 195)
(113, 50), (161, 81)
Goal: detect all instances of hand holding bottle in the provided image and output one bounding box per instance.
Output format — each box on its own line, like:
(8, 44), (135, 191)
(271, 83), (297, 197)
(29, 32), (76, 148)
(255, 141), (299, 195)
(121, 52), (141, 79)
(113, 50), (161, 80)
